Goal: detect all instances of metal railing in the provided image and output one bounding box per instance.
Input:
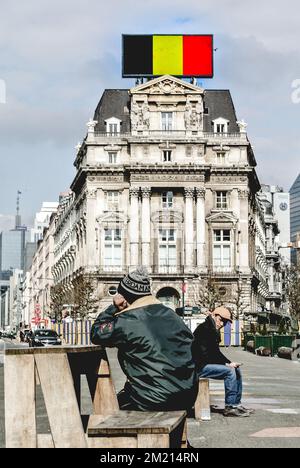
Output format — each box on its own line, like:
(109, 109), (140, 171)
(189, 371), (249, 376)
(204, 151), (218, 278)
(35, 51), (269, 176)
(93, 131), (244, 139)
(98, 265), (185, 275)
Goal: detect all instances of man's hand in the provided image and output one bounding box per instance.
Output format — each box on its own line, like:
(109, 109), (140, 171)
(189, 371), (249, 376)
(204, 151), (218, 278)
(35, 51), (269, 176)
(227, 362), (242, 369)
(113, 294), (128, 312)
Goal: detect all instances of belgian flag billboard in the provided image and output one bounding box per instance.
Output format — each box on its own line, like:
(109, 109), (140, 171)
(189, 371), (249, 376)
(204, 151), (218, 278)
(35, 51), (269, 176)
(122, 34), (214, 78)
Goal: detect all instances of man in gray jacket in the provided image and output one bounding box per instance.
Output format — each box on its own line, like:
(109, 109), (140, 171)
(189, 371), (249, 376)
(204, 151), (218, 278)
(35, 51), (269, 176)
(91, 267), (197, 412)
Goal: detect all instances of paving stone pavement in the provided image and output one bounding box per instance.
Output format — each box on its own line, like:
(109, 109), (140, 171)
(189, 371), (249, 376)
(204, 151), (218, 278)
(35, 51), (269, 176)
(188, 348), (300, 448)
(1, 344), (300, 448)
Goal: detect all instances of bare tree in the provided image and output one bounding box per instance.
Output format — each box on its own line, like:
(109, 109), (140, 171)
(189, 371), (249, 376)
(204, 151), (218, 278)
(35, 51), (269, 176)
(71, 276), (99, 320)
(285, 265), (300, 322)
(194, 274), (223, 313)
(228, 281), (250, 320)
(49, 284), (70, 323)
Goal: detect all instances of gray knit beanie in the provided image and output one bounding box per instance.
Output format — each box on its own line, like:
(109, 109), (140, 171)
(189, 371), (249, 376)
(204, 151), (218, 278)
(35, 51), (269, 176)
(118, 266), (151, 303)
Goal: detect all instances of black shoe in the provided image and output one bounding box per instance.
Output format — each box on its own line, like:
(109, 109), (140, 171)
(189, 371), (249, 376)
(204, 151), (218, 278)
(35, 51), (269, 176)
(238, 405), (255, 415)
(223, 406), (250, 417)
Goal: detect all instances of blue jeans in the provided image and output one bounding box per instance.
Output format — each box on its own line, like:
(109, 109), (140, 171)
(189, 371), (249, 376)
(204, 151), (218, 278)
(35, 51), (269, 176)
(198, 365), (243, 407)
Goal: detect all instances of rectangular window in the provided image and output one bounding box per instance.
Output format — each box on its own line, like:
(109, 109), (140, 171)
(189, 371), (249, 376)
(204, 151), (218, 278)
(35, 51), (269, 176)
(161, 112), (173, 131)
(104, 228), (122, 270)
(216, 123), (225, 133)
(162, 191), (174, 209)
(216, 152), (226, 165)
(108, 152), (117, 164)
(163, 150), (172, 162)
(216, 191), (228, 209)
(108, 123), (118, 134)
(106, 191), (119, 210)
(213, 229), (231, 271)
(159, 229), (176, 272)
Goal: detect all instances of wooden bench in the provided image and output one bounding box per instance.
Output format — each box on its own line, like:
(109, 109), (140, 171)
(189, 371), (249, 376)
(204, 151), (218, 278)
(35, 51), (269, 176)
(194, 378), (211, 421)
(4, 345), (187, 448)
(88, 411), (187, 448)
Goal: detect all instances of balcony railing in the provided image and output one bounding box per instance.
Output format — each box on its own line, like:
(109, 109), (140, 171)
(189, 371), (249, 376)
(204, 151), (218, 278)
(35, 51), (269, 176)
(98, 265), (185, 275)
(93, 131), (245, 140)
(211, 266), (235, 273)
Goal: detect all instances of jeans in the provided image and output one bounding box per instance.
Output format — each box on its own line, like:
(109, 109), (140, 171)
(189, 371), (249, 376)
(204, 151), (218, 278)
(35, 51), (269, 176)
(198, 364), (243, 407)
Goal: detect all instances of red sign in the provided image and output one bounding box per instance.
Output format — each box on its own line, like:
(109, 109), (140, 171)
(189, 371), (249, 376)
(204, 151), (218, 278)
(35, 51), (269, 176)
(33, 304), (42, 324)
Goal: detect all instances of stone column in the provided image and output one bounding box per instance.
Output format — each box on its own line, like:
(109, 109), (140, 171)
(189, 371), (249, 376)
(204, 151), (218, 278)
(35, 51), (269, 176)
(86, 188), (97, 269)
(196, 188), (206, 271)
(184, 188), (194, 272)
(129, 188), (140, 270)
(238, 189), (250, 273)
(141, 187), (151, 270)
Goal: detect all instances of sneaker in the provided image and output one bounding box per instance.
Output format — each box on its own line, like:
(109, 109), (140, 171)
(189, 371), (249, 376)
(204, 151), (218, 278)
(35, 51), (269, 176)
(238, 405), (255, 414)
(223, 406), (250, 417)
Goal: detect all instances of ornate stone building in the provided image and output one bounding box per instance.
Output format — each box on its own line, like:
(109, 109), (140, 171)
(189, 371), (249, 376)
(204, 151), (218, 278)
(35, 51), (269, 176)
(52, 75), (267, 316)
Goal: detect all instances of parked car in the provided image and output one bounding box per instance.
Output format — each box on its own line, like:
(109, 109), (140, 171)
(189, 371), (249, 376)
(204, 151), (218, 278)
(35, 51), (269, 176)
(1, 331), (16, 340)
(28, 329), (62, 347)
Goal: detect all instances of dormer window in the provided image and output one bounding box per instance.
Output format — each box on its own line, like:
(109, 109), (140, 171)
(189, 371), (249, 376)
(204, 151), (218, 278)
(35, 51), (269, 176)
(212, 117), (229, 134)
(105, 117), (122, 135)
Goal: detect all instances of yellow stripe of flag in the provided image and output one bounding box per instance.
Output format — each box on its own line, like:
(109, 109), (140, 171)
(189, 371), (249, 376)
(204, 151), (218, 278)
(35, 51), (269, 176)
(153, 35), (183, 75)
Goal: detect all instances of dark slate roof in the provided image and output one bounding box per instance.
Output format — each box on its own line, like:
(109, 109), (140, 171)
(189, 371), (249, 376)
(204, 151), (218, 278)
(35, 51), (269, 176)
(93, 89), (131, 133)
(203, 90), (239, 133)
(93, 88), (239, 134)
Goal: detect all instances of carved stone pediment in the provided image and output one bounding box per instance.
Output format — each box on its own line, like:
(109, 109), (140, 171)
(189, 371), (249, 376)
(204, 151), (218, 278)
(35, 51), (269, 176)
(96, 212), (128, 225)
(151, 210), (183, 224)
(206, 211), (238, 225)
(130, 75), (203, 96)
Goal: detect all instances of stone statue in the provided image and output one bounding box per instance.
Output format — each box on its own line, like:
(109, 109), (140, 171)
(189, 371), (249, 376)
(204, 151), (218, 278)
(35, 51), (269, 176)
(86, 118), (98, 133)
(237, 119), (248, 133)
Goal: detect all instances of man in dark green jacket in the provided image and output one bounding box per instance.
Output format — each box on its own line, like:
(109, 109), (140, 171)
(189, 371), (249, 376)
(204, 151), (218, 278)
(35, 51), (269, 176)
(91, 267), (197, 412)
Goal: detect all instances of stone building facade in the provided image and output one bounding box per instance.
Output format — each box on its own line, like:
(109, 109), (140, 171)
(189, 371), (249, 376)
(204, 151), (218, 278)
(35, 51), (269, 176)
(50, 75), (269, 317)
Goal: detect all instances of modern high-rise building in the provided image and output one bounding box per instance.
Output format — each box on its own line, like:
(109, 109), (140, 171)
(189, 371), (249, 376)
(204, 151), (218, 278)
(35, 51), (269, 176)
(30, 202), (59, 243)
(0, 228), (29, 272)
(290, 174), (300, 264)
(260, 185), (290, 265)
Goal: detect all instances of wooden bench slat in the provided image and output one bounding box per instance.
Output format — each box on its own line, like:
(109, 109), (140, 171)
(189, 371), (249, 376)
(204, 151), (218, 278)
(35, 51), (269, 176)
(37, 434), (55, 448)
(87, 410), (186, 436)
(195, 378), (211, 421)
(35, 352), (87, 448)
(5, 354), (37, 448)
(5, 345), (103, 356)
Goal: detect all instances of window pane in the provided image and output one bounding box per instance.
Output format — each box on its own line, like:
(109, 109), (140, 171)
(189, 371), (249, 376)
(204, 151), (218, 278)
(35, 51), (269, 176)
(104, 245), (113, 264)
(213, 246), (221, 266)
(214, 230), (221, 242)
(223, 246), (231, 266)
(114, 245), (122, 265)
(159, 246), (168, 264)
(162, 191), (173, 208)
(169, 229), (175, 241)
(162, 112), (173, 131)
(223, 230), (231, 241)
(168, 245), (177, 265)
(114, 229), (121, 241)
(105, 229), (112, 241)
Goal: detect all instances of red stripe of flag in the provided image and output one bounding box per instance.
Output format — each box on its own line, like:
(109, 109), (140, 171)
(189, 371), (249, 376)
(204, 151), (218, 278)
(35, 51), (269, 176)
(183, 35), (213, 76)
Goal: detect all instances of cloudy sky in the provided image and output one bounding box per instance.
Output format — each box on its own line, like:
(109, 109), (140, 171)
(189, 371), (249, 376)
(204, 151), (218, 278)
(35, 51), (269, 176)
(0, 0), (300, 231)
